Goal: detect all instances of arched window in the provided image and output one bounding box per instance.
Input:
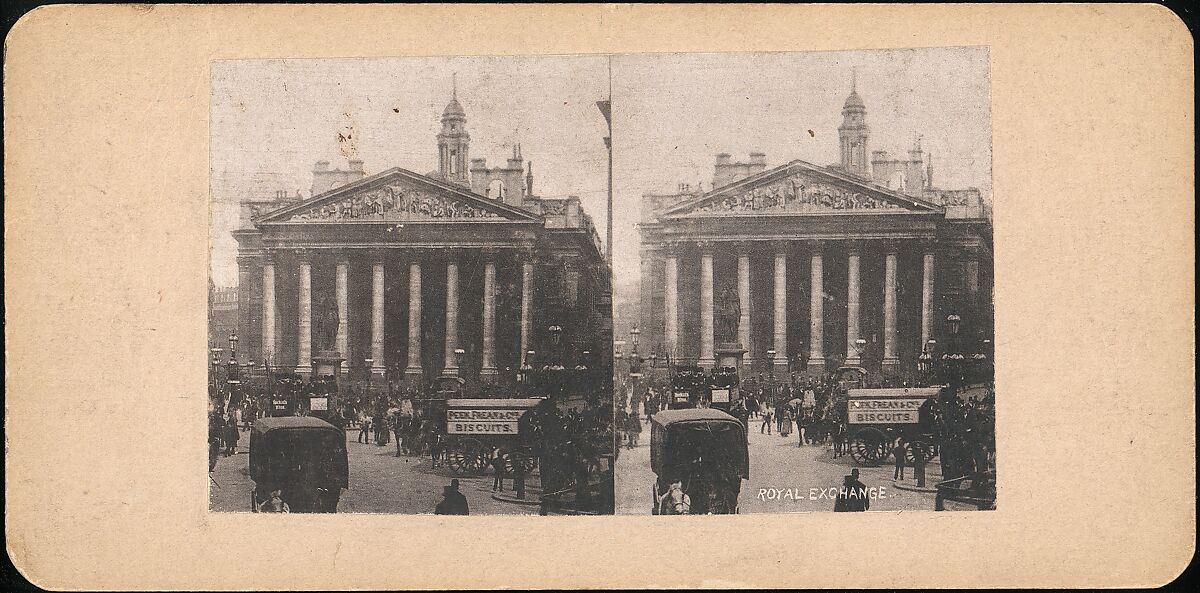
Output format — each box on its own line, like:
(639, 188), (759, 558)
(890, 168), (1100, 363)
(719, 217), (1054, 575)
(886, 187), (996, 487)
(449, 150), (458, 173)
(488, 179), (505, 199)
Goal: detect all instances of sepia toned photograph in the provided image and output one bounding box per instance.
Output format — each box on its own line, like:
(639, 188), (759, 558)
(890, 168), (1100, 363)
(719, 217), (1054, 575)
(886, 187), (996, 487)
(612, 48), (996, 514)
(7, 3), (1194, 589)
(208, 56), (615, 515)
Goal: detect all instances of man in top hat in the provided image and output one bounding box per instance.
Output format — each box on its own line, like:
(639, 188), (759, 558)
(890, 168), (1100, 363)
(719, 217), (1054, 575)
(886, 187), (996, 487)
(434, 479), (470, 515)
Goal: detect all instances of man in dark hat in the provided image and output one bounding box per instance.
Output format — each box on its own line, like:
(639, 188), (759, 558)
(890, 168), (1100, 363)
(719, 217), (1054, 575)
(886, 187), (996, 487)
(834, 468), (871, 512)
(434, 479), (469, 515)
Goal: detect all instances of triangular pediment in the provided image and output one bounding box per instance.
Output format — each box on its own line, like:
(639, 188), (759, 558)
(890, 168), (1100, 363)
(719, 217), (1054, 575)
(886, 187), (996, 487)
(660, 160), (943, 218)
(258, 167), (539, 224)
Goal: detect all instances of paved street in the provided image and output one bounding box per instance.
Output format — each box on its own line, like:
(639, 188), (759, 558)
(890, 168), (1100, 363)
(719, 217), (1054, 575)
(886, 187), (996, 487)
(615, 414), (942, 514)
(209, 424), (539, 515)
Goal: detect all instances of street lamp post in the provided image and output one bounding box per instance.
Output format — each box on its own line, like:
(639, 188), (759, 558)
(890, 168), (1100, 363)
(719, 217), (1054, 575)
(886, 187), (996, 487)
(364, 358), (374, 400)
(766, 348), (777, 397)
(226, 331), (241, 412)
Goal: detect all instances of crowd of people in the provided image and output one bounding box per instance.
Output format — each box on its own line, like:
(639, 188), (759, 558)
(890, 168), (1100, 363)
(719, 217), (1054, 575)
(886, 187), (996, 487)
(208, 370), (615, 515)
(615, 368), (996, 485)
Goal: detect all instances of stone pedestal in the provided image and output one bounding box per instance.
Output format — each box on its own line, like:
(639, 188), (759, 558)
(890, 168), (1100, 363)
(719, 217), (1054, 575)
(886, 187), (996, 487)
(713, 342), (747, 410)
(312, 350), (345, 378)
(715, 342), (748, 372)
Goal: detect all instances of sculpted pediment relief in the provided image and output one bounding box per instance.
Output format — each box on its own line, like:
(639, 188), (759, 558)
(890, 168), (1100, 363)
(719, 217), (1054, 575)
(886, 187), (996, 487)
(667, 168), (939, 218)
(287, 180), (503, 222)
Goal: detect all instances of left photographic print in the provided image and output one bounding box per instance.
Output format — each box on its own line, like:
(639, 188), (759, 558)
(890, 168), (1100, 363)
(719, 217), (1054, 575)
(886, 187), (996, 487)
(208, 57), (615, 515)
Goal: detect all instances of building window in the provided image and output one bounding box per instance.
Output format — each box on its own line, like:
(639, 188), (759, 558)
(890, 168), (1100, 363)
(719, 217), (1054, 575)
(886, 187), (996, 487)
(488, 179), (505, 199)
(450, 150), (458, 173)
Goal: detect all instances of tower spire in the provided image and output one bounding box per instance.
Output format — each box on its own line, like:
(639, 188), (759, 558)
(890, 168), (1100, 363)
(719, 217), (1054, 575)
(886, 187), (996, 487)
(452, 72), (457, 99)
(851, 67), (857, 93)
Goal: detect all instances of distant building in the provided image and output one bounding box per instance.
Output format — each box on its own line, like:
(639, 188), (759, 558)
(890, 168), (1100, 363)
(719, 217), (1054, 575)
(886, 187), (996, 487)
(638, 73), (993, 379)
(208, 282), (239, 351)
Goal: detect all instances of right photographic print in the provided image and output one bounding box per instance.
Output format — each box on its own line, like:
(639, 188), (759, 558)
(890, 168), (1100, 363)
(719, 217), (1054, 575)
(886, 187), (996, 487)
(612, 47), (995, 514)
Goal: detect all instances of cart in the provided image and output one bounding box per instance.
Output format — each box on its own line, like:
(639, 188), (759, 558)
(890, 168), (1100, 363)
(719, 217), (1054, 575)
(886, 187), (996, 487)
(441, 397), (544, 476)
(843, 387), (941, 466)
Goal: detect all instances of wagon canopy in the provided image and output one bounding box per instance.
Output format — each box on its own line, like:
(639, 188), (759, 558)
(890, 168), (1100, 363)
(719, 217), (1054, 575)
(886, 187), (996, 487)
(445, 398), (545, 408)
(650, 409), (749, 480)
(249, 416), (348, 489)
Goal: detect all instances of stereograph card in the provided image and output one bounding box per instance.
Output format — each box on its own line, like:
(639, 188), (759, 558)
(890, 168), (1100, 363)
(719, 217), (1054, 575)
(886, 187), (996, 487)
(3, 4), (1193, 590)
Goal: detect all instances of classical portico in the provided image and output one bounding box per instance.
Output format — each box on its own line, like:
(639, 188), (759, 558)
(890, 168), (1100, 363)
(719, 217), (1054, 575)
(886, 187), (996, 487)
(638, 80), (992, 381)
(233, 90), (612, 393)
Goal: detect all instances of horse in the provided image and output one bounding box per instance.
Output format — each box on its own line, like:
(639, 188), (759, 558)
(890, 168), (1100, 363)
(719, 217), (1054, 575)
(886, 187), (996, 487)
(427, 431), (448, 469)
(832, 421), (847, 458)
(658, 481), (691, 515)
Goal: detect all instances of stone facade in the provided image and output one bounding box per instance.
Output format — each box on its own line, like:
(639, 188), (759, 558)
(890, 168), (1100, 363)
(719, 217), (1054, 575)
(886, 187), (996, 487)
(638, 80), (993, 381)
(232, 91), (612, 392)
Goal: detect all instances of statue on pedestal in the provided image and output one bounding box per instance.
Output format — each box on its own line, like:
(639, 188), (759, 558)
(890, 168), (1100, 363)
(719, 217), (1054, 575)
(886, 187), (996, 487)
(717, 287), (740, 342)
(315, 295), (339, 352)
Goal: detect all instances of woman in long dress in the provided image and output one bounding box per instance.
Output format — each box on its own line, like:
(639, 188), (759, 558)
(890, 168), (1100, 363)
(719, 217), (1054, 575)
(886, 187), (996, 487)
(779, 408), (792, 438)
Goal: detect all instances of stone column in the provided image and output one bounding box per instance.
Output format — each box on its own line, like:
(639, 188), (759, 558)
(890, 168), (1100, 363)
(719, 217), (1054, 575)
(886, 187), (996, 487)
(480, 250), (498, 379)
(882, 242), (900, 375)
(845, 242), (863, 366)
(335, 254), (350, 367)
(808, 241), (826, 375)
(920, 241), (936, 352)
(664, 244), (679, 359)
(443, 255), (460, 376)
(261, 252), (276, 365)
(296, 251), (312, 375)
(370, 257), (386, 376)
(699, 243), (715, 368)
(736, 243), (752, 361)
(519, 251), (534, 367)
(772, 242), (788, 373)
(405, 257), (423, 382)
(236, 256), (253, 364)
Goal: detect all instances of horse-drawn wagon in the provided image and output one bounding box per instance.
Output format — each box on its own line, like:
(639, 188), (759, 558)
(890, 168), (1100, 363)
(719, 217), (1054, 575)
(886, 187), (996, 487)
(650, 408), (749, 515)
(440, 397), (544, 476)
(842, 386), (941, 466)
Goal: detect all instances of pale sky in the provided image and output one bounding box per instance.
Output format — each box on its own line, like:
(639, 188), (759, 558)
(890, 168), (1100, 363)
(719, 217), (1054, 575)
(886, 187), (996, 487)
(210, 49), (991, 289)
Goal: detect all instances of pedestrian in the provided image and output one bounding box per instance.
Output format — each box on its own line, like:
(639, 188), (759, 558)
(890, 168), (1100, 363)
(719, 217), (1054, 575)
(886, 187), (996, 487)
(627, 411), (642, 447)
(373, 411), (386, 446)
(490, 449), (506, 492)
(834, 468), (870, 512)
(435, 479), (470, 515)
(893, 438), (907, 480)
(761, 408), (773, 435)
(223, 414), (240, 456)
(357, 411), (370, 444)
(779, 408), (792, 438)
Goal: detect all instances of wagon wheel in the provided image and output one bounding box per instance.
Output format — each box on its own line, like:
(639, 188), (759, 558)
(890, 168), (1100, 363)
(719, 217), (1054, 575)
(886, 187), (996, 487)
(849, 428), (890, 466)
(906, 440), (935, 465)
(503, 446), (538, 474)
(447, 438), (488, 475)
